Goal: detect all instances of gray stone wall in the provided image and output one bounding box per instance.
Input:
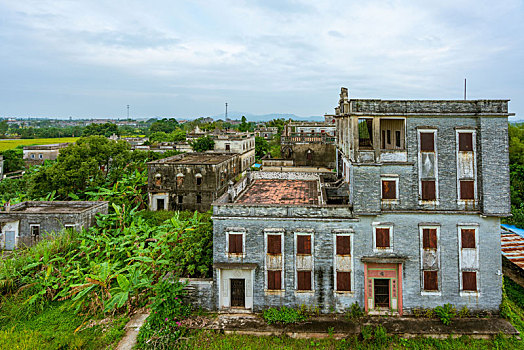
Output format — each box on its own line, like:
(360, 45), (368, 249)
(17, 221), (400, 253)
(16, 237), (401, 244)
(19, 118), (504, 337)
(281, 143), (336, 168)
(180, 278), (215, 310)
(212, 212), (502, 313)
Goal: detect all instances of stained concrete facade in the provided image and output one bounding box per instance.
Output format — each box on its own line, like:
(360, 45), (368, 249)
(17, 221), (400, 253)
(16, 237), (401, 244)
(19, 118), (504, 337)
(147, 152), (240, 212)
(209, 88), (512, 315)
(0, 201), (108, 250)
(23, 143), (69, 166)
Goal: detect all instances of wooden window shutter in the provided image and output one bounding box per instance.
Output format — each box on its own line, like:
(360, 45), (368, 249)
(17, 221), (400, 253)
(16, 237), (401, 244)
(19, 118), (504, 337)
(462, 271), (477, 291)
(337, 271), (351, 291)
(229, 234), (242, 254)
(461, 229), (476, 249)
(336, 236), (351, 255)
(421, 180), (436, 200)
(382, 180), (397, 200)
(460, 180), (475, 200)
(268, 270), (281, 290)
(423, 270), (438, 291)
(267, 235), (281, 254)
(375, 228), (390, 248)
(459, 133), (473, 152)
(420, 132), (435, 152)
(297, 235), (311, 255)
(422, 229), (437, 249)
(297, 271), (312, 290)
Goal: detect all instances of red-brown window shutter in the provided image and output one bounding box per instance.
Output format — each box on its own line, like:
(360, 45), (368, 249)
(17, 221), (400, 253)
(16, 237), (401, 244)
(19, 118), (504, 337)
(337, 271), (351, 291)
(297, 271), (312, 290)
(382, 180), (397, 200)
(229, 234), (243, 254)
(462, 271), (477, 291)
(421, 180), (436, 200)
(422, 228), (437, 249)
(423, 270), (438, 291)
(297, 235), (311, 254)
(460, 180), (475, 200)
(375, 228), (390, 248)
(420, 133), (435, 152)
(459, 133), (473, 152)
(267, 235), (281, 254)
(267, 270), (281, 290)
(461, 229), (476, 249)
(336, 236), (351, 255)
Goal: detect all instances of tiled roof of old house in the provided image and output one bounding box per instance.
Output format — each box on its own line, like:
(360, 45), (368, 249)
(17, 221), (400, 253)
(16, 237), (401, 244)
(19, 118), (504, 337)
(235, 179), (318, 205)
(501, 224), (524, 269)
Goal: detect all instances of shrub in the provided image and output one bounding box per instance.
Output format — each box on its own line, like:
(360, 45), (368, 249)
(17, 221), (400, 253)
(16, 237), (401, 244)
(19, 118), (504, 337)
(262, 306), (307, 325)
(434, 303), (457, 325)
(345, 302), (364, 320)
(457, 306), (470, 318)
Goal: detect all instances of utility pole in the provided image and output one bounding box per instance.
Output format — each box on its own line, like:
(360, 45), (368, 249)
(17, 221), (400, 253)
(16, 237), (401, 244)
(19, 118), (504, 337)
(225, 102), (228, 120)
(127, 105), (130, 119)
(464, 79), (467, 100)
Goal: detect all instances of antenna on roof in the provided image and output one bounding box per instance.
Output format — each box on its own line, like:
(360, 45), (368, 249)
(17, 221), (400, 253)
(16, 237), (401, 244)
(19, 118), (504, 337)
(225, 102), (228, 120)
(464, 78), (467, 100)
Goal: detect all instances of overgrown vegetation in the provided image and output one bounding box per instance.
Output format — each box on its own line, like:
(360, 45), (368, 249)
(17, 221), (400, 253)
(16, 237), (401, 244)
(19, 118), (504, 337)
(262, 306), (308, 325)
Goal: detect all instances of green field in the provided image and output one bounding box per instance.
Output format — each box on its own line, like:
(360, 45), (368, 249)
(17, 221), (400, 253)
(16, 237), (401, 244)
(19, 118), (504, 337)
(0, 137), (79, 152)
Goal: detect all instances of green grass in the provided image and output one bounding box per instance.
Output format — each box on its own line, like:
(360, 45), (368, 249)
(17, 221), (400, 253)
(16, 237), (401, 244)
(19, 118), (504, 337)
(0, 137), (79, 151)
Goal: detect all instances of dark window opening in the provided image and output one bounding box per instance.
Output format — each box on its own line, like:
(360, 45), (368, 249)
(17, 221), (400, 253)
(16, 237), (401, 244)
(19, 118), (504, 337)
(422, 228), (437, 249)
(387, 130), (391, 144)
(336, 236), (351, 255)
(229, 234), (243, 254)
(382, 180), (397, 200)
(268, 270), (281, 290)
(297, 270), (312, 291)
(462, 271), (477, 291)
(461, 229), (476, 249)
(395, 131), (401, 147)
(375, 228), (390, 248)
(297, 235), (311, 254)
(459, 133), (473, 152)
(230, 279), (245, 307)
(196, 177), (202, 185)
(225, 144), (230, 151)
(156, 198), (165, 210)
(421, 180), (436, 200)
(380, 119), (404, 150)
(30, 225), (40, 237)
(420, 133), (435, 152)
(424, 270), (438, 291)
(267, 235), (281, 254)
(337, 271), (351, 291)
(196, 195), (201, 204)
(358, 118), (373, 149)
(178, 195), (183, 204)
(460, 180), (475, 200)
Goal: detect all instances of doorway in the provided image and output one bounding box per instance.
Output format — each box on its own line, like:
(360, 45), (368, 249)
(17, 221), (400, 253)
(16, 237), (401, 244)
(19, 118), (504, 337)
(230, 279), (245, 307)
(5, 231), (15, 250)
(156, 198), (165, 211)
(374, 279), (390, 308)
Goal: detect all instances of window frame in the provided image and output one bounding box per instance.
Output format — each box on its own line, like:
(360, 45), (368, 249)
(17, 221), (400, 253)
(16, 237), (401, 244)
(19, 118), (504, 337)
(419, 225), (441, 295)
(294, 232), (314, 293)
(334, 232), (353, 293)
(30, 224), (40, 237)
(265, 230), (284, 292)
(381, 176), (399, 202)
(373, 224), (393, 253)
(456, 130), (477, 204)
(458, 224), (480, 295)
(417, 129), (439, 205)
(227, 232), (245, 257)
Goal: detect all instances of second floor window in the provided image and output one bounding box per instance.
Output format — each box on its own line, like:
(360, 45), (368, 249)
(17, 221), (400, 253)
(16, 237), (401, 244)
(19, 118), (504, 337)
(228, 233), (243, 254)
(375, 227), (391, 250)
(381, 179), (397, 200)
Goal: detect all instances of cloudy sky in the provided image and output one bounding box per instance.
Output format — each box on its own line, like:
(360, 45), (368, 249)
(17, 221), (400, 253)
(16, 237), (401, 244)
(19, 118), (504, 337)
(0, 0), (523, 119)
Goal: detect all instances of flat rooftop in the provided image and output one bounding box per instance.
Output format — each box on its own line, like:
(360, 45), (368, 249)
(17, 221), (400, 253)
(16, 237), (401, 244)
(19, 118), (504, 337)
(5, 201), (106, 214)
(235, 179), (319, 205)
(148, 152), (236, 165)
(23, 143), (70, 150)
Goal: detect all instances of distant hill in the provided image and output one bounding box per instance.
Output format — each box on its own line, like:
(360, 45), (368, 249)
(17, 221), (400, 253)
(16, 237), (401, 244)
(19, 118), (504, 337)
(209, 111), (324, 122)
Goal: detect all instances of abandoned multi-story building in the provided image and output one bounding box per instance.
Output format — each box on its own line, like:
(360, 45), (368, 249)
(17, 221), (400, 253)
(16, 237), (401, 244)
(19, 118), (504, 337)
(0, 201), (108, 250)
(23, 143), (70, 166)
(213, 132), (255, 172)
(147, 152), (240, 212)
(255, 126), (279, 140)
(281, 122), (337, 168)
(207, 88), (511, 315)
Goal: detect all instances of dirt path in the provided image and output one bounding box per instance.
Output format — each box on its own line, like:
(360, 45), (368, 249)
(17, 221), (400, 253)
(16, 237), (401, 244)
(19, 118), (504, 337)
(116, 312), (149, 350)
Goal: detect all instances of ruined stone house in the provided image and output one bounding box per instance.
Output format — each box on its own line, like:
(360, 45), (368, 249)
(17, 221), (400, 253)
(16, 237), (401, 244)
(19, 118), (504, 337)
(205, 88), (511, 315)
(147, 152), (240, 212)
(23, 143), (70, 166)
(0, 201), (108, 250)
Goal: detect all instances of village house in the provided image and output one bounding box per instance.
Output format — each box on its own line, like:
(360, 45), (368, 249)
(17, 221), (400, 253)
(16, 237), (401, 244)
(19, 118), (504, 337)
(0, 201), (108, 250)
(23, 143), (69, 166)
(255, 126), (279, 140)
(147, 152), (240, 212)
(206, 88), (511, 315)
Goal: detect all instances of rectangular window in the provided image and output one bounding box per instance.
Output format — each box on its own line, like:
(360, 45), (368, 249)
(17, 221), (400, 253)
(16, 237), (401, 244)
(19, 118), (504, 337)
(423, 270), (438, 291)
(461, 229), (476, 249)
(30, 225), (40, 237)
(336, 236), (351, 255)
(156, 198), (165, 210)
(395, 130), (401, 148)
(267, 270), (281, 290)
(459, 133), (473, 152)
(297, 235), (311, 254)
(462, 271), (477, 291)
(196, 177), (202, 185)
(225, 144), (230, 151)
(420, 133), (435, 152)
(228, 233), (243, 254)
(267, 235), (281, 254)
(387, 129), (391, 144)
(297, 271), (312, 291)
(196, 195), (201, 204)
(178, 195), (183, 204)
(422, 228), (437, 249)
(381, 180), (397, 200)
(421, 180), (436, 200)
(375, 228), (390, 248)
(337, 271), (351, 291)
(460, 180), (475, 200)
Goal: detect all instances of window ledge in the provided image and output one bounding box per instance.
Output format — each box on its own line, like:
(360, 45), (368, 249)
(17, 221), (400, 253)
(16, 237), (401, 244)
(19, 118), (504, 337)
(264, 289), (285, 295)
(460, 291), (480, 297)
(294, 290), (315, 294)
(418, 200), (440, 206)
(227, 253), (246, 258)
(381, 200), (399, 204)
(373, 248), (393, 253)
(421, 291), (442, 296)
(334, 291), (354, 295)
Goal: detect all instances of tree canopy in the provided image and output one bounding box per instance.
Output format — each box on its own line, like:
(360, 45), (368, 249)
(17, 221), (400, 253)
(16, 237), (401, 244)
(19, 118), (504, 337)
(190, 136), (214, 152)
